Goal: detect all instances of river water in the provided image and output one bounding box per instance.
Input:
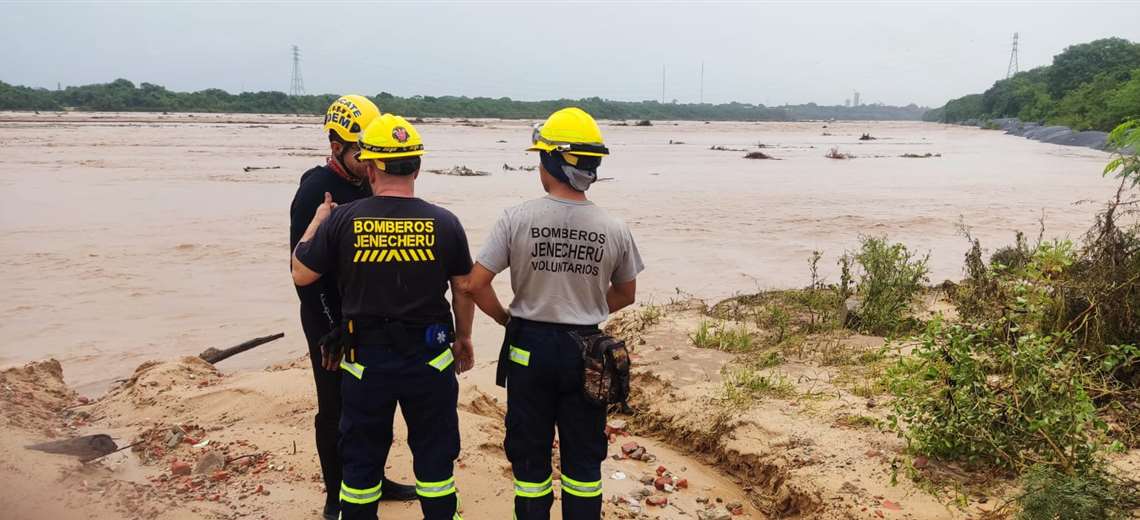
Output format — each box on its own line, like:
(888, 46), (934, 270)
(0, 113), (1120, 392)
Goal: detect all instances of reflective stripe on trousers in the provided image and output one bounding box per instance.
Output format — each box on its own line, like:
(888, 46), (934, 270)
(340, 481), (382, 504)
(417, 476), (458, 498)
(560, 474), (602, 498)
(513, 475), (553, 498)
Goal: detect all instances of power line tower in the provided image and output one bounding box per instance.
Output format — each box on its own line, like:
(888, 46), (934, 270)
(290, 45), (305, 96)
(661, 65), (666, 104)
(1006, 32), (1019, 79)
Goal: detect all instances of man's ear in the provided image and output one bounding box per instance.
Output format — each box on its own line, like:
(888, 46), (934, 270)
(330, 140), (344, 156)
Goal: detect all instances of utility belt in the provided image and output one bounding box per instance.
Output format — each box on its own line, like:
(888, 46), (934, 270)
(496, 318), (631, 407)
(322, 316), (455, 362)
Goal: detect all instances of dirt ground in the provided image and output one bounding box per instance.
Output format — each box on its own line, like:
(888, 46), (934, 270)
(0, 354), (758, 520)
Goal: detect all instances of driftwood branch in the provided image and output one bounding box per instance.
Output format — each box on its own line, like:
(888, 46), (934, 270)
(81, 440), (144, 464)
(198, 333), (284, 364)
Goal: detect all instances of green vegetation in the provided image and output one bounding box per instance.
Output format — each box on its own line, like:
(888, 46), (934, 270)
(720, 367), (795, 406)
(925, 37), (1140, 131)
(886, 121), (1140, 515)
(1017, 465), (1139, 520)
(851, 236), (930, 335)
(834, 413), (881, 430)
(690, 320), (755, 352)
(0, 78), (927, 121)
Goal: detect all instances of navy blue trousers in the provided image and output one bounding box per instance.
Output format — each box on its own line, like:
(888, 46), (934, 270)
(339, 344), (461, 520)
(505, 321), (608, 520)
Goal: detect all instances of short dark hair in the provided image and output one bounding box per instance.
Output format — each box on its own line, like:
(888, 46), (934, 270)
(383, 156), (421, 176)
(329, 130), (350, 145)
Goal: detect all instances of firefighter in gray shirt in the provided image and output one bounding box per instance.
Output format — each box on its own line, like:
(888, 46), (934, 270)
(464, 107), (644, 520)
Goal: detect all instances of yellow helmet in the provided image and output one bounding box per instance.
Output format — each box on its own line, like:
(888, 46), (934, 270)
(527, 107), (610, 157)
(357, 114), (425, 162)
(323, 95), (380, 142)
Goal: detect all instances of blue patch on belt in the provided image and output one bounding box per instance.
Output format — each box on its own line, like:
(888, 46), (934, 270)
(424, 323), (452, 348)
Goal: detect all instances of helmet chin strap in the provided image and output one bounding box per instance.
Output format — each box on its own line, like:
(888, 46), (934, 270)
(330, 144), (365, 186)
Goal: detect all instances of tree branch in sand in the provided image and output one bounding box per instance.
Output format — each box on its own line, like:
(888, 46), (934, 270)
(198, 333), (284, 364)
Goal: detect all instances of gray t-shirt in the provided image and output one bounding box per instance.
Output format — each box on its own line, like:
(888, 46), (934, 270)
(477, 196), (644, 325)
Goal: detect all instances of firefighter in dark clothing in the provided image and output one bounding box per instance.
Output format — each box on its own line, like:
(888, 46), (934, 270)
(289, 95), (415, 520)
(292, 113), (476, 520)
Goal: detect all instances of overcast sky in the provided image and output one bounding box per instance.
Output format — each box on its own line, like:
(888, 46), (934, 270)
(2, 1), (1137, 107)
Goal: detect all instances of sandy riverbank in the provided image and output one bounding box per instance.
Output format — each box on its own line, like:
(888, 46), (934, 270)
(0, 351), (758, 519)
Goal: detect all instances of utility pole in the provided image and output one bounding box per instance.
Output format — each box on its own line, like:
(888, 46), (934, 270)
(290, 45), (306, 96)
(699, 61), (705, 104)
(1006, 32), (1019, 79)
(661, 65), (666, 104)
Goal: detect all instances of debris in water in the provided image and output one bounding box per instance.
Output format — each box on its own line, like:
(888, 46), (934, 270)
(710, 145), (747, 152)
(899, 152), (941, 158)
(859, 133), (877, 141)
(634, 120), (653, 127)
(825, 147), (854, 159)
(743, 151), (778, 160)
(427, 165), (491, 177)
(502, 163), (516, 171)
(242, 166), (281, 172)
(669, 139), (685, 144)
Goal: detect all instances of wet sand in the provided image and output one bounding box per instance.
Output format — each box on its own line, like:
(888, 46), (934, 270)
(0, 112), (1120, 393)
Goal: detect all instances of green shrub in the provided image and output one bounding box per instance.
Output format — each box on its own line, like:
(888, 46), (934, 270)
(761, 304), (791, 343)
(1017, 465), (1138, 520)
(853, 236), (930, 335)
(886, 318), (1108, 472)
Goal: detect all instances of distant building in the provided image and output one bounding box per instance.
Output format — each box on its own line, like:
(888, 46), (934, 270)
(845, 98), (851, 107)
(853, 91), (861, 107)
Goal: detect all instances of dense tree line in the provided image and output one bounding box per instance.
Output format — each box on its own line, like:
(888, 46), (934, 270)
(0, 78), (925, 122)
(924, 37), (1140, 131)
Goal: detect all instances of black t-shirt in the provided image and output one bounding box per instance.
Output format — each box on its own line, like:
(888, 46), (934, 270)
(294, 196), (474, 325)
(290, 165), (371, 326)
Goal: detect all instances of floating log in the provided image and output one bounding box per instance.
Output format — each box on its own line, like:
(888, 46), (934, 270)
(198, 333), (284, 364)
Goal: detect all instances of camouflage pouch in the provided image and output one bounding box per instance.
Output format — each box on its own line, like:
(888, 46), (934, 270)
(569, 330), (631, 407)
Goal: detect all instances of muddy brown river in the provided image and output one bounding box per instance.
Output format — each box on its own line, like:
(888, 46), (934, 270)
(0, 112), (1120, 393)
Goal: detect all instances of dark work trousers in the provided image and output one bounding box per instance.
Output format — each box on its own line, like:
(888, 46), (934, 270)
(505, 320), (608, 520)
(339, 341), (461, 520)
(300, 302), (343, 512)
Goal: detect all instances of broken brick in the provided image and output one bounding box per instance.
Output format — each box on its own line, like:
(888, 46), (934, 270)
(171, 460), (192, 476)
(646, 495), (668, 507)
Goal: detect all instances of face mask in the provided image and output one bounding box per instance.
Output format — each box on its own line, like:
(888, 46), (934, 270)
(540, 151), (599, 192)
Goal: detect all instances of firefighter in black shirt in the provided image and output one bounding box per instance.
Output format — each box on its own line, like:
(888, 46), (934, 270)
(292, 114), (476, 520)
(289, 95), (415, 519)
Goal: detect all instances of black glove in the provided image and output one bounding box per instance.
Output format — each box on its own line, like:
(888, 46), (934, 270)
(319, 321), (355, 371)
